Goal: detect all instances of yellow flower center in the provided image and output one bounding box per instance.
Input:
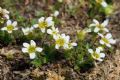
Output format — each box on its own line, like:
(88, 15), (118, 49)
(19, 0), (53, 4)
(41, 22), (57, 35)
(102, 38), (109, 44)
(96, 0), (103, 3)
(92, 52), (100, 59)
(52, 31), (57, 35)
(38, 21), (48, 28)
(28, 46), (36, 53)
(7, 25), (14, 31)
(97, 24), (104, 30)
(56, 38), (65, 46)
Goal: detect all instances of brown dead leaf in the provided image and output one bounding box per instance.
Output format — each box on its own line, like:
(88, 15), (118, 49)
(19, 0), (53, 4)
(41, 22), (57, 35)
(46, 70), (65, 80)
(0, 47), (21, 59)
(31, 68), (44, 78)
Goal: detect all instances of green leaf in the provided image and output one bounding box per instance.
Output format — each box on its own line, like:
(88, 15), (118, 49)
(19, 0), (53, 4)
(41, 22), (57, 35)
(0, 31), (12, 45)
(31, 58), (42, 67)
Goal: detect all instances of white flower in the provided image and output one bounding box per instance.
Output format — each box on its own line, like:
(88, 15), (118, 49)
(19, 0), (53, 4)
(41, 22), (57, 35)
(53, 11), (59, 17)
(98, 33), (116, 47)
(0, 7), (9, 19)
(54, 34), (70, 49)
(22, 40), (43, 59)
(47, 26), (59, 39)
(1, 20), (18, 33)
(22, 27), (34, 35)
(33, 17), (54, 33)
(88, 47), (105, 61)
(96, 0), (108, 7)
(89, 19), (109, 33)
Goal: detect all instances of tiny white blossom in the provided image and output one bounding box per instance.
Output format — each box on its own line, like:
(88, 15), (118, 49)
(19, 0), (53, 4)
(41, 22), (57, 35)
(96, 0), (108, 8)
(22, 27), (34, 35)
(47, 26), (59, 39)
(33, 17), (54, 33)
(0, 7), (9, 19)
(88, 47), (105, 61)
(98, 33), (116, 47)
(22, 40), (43, 59)
(1, 20), (18, 33)
(53, 11), (59, 17)
(89, 19), (109, 33)
(54, 34), (70, 49)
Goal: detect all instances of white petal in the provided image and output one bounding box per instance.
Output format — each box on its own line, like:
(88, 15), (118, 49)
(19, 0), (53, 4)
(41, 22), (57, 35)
(47, 29), (52, 34)
(63, 44), (69, 49)
(29, 53), (36, 59)
(94, 27), (100, 32)
(97, 58), (103, 61)
(8, 31), (12, 33)
(30, 40), (36, 47)
(86, 29), (92, 32)
(3, 9), (9, 14)
(41, 28), (45, 33)
(89, 24), (96, 27)
(14, 27), (18, 30)
(106, 43), (111, 47)
(22, 27), (27, 31)
(100, 40), (104, 45)
(96, 48), (100, 53)
(55, 44), (60, 49)
(22, 48), (28, 53)
(23, 43), (30, 48)
(98, 33), (104, 38)
(38, 17), (44, 22)
(36, 47), (43, 52)
(71, 42), (77, 46)
(105, 33), (112, 39)
(46, 17), (54, 27)
(7, 20), (12, 25)
(65, 36), (70, 43)
(24, 33), (29, 35)
(30, 27), (34, 30)
(61, 34), (65, 38)
(53, 34), (60, 40)
(93, 19), (99, 24)
(101, 1), (108, 7)
(22, 28), (29, 35)
(104, 28), (109, 32)
(98, 47), (103, 51)
(55, 28), (59, 32)
(1, 27), (7, 30)
(33, 24), (38, 28)
(102, 19), (109, 27)
(54, 11), (59, 17)
(53, 35), (58, 39)
(109, 39), (116, 44)
(51, 26), (55, 30)
(46, 17), (52, 22)
(4, 14), (9, 19)
(47, 21), (54, 27)
(88, 49), (93, 53)
(12, 21), (17, 26)
(100, 53), (105, 58)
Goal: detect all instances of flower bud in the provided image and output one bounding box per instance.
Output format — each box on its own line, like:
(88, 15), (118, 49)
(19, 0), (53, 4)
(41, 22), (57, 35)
(77, 29), (87, 41)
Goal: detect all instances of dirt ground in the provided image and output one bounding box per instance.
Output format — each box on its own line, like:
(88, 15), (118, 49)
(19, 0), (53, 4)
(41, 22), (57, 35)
(0, 0), (120, 80)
